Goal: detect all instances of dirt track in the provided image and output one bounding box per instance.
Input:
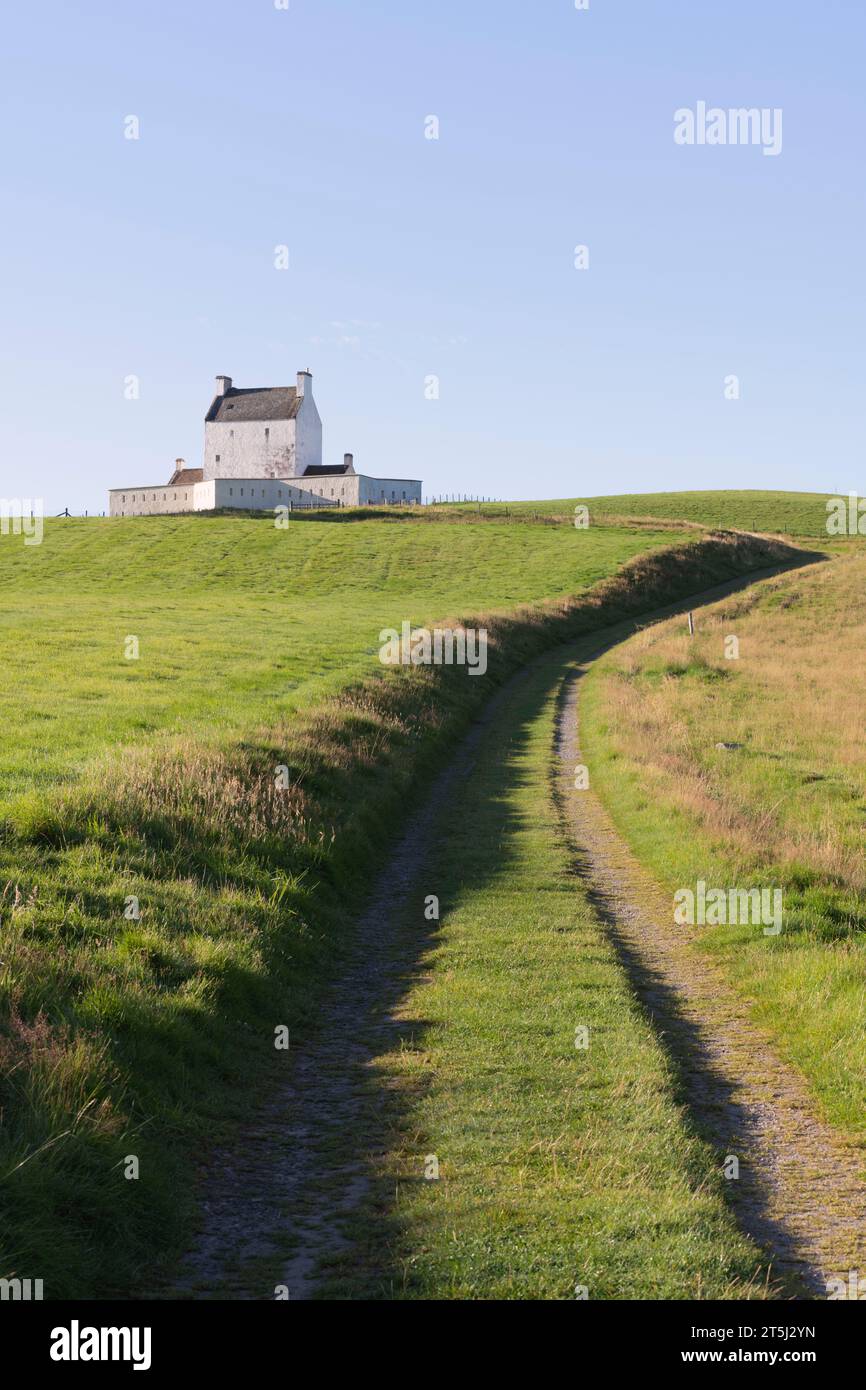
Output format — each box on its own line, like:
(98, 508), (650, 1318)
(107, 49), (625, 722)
(558, 633), (866, 1297)
(173, 556), (866, 1299)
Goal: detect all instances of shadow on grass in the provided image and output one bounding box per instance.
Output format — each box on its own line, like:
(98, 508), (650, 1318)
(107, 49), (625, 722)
(314, 558), (828, 1300)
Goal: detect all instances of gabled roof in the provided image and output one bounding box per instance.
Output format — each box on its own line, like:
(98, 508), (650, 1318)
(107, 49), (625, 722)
(206, 387), (301, 423)
(167, 467), (203, 486)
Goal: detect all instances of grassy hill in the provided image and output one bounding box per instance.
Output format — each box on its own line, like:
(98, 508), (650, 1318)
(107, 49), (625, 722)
(4, 508), (703, 1297)
(0, 504), (815, 1298)
(0, 514), (678, 807)
(447, 490), (834, 537)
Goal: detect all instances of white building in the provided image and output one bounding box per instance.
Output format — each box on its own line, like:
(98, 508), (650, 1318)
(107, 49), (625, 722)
(204, 371), (322, 480)
(109, 371), (423, 516)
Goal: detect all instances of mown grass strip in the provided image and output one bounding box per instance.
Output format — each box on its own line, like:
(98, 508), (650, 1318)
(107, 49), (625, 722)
(326, 651), (769, 1299)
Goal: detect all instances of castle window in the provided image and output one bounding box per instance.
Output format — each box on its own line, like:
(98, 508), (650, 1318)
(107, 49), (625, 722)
(215, 455), (220, 463)
(240, 488), (243, 496)
(265, 428), (269, 439)
(229, 487), (233, 496)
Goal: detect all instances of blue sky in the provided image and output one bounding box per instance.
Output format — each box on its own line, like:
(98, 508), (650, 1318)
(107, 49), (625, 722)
(3, 0), (864, 512)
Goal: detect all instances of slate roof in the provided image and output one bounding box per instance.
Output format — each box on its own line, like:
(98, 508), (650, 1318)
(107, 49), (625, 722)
(167, 467), (204, 486)
(302, 464), (351, 477)
(206, 387), (301, 424)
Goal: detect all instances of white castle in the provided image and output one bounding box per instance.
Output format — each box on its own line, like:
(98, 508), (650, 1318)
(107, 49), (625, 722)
(109, 371), (422, 515)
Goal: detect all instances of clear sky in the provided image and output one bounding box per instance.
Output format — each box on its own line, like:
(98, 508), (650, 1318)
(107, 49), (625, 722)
(3, 0), (864, 513)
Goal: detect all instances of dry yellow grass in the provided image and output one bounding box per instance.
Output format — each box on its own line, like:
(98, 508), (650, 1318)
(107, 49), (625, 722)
(600, 552), (866, 892)
(583, 550), (866, 1141)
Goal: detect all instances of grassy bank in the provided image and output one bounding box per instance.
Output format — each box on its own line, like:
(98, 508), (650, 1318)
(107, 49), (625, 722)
(581, 550), (866, 1143)
(324, 650), (772, 1299)
(0, 528), (800, 1296)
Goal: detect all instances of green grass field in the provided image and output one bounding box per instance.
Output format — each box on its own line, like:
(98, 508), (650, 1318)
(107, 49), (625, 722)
(5, 508), (705, 1297)
(0, 514), (677, 807)
(447, 489), (835, 538)
(0, 499), (814, 1298)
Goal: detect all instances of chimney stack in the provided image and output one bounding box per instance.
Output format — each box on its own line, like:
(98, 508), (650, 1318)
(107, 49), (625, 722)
(215, 375), (232, 396)
(344, 453), (355, 472)
(297, 369), (312, 397)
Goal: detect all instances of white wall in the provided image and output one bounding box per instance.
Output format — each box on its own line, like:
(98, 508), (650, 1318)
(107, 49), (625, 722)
(109, 477), (335, 516)
(282, 474), (423, 506)
(203, 417), (296, 480)
(109, 482), (203, 516)
(357, 475), (422, 505)
(212, 478), (332, 509)
(201, 384), (323, 480)
(311, 474), (359, 504)
(195, 480), (216, 510)
(294, 391), (323, 475)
